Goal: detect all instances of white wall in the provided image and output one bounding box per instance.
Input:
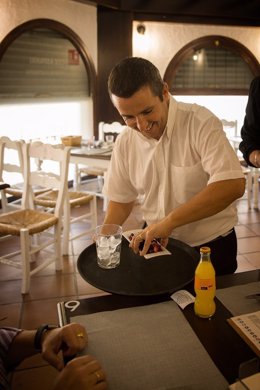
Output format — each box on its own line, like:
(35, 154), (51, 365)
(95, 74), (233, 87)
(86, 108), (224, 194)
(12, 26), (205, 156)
(132, 21), (260, 76)
(0, 5), (259, 140)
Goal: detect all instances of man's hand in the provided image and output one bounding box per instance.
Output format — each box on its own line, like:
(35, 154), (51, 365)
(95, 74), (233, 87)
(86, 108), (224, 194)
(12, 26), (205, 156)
(53, 355), (107, 390)
(41, 323), (87, 371)
(129, 221), (170, 256)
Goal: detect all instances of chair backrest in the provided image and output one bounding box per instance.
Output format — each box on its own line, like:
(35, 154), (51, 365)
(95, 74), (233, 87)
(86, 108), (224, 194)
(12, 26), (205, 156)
(22, 142), (71, 217)
(0, 136), (25, 211)
(0, 136), (24, 185)
(98, 121), (124, 141)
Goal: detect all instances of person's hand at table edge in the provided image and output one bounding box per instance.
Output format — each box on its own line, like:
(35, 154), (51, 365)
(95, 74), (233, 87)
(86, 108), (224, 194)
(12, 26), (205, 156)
(41, 323), (88, 371)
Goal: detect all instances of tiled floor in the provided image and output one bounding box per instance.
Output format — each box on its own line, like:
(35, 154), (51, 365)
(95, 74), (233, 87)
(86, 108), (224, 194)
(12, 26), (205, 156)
(0, 189), (260, 389)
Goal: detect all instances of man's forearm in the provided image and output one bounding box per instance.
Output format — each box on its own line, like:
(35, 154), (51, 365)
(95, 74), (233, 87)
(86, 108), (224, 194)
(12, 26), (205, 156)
(164, 178), (245, 231)
(6, 330), (37, 369)
(103, 200), (135, 225)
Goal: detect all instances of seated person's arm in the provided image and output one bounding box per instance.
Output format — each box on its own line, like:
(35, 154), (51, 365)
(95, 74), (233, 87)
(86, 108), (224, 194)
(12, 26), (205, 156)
(6, 330), (36, 369)
(6, 323), (87, 371)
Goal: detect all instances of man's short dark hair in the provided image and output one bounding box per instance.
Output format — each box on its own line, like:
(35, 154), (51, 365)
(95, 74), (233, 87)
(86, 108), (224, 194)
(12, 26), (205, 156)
(108, 57), (164, 101)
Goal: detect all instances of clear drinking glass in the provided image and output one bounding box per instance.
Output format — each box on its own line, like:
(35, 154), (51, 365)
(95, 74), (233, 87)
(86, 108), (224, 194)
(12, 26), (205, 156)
(95, 224), (122, 269)
(105, 134), (114, 146)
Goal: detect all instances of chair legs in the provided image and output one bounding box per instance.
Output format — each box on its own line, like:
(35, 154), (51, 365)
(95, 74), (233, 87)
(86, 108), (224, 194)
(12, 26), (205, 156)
(20, 229), (31, 294)
(62, 195), (98, 256)
(90, 195), (98, 227)
(54, 223), (63, 271)
(19, 225), (63, 294)
(62, 200), (71, 255)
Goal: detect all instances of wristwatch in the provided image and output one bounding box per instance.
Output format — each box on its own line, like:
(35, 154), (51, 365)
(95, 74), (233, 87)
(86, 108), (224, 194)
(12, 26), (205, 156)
(34, 324), (59, 351)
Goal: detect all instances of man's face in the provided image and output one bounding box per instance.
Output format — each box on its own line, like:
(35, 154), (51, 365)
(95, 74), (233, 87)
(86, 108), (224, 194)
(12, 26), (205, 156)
(111, 84), (170, 140)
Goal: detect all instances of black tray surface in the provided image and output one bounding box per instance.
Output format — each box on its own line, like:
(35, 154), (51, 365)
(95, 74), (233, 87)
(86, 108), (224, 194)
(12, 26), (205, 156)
(77, 237), (200, 296)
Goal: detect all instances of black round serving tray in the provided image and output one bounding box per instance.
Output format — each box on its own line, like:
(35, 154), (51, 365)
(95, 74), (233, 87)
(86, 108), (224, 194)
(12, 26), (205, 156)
(77, 237), (199, 296)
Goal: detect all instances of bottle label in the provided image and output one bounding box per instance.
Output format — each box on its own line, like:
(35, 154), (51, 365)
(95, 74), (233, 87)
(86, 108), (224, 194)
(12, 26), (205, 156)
(195, 277), (215, 290)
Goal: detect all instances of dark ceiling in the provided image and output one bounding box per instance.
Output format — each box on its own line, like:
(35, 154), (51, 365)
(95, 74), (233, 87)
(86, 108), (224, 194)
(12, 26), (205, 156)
(74, 0), (260, 26)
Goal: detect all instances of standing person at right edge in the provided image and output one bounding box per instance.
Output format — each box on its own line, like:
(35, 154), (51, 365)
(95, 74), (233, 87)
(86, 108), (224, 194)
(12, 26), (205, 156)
(239, 76), (260, 167)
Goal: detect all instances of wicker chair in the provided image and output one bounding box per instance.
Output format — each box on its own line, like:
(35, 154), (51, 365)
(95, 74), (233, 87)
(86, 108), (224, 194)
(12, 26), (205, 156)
(34, 187), (97, 255)
(34, 156), (97, 256)
(0, 141), (70, 294)
(0, 136), (49, 212)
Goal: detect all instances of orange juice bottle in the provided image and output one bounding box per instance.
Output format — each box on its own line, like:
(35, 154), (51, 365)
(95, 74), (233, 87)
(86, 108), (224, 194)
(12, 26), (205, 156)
(194, 246), (216, 318)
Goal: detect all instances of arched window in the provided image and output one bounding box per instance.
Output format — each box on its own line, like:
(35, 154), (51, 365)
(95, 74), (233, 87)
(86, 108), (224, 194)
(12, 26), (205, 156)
(164, 35), (260, 95)
(0, 19), (98, 138)
(0, 28), (90, 99)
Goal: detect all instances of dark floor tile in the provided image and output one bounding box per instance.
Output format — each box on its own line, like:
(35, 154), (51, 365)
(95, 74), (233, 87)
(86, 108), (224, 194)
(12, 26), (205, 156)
(243, 252), (260, 268)
(21, 296), (76, 328)
(30, 255), (77, 276)
(76, 273), (105, 296)
(237, 236), (260, 254)
(236, 254), (257, 273)
(0, 262), (22, 281)
(235, 224), (256, 239)
(245, 222), (260, 236)
(22, 273), (77, 301)
(71, 238), (92, 256)
(238, 210), (260, 224)
(0, 302), (21, 327)
(0, 279), (23, 304)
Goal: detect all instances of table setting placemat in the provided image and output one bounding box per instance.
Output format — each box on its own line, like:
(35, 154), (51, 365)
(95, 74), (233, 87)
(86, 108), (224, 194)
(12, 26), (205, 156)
(73, 300), (228, 390)
(216, 281), (260, 316)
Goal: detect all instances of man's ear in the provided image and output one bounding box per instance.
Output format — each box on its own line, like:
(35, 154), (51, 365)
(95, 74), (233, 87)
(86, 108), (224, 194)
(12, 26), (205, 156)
(162, 82), (170, 102)
(163, 82), (169, 95)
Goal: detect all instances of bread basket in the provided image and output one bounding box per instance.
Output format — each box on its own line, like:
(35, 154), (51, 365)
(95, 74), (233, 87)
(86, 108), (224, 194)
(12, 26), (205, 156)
(61, 135), (82, 146)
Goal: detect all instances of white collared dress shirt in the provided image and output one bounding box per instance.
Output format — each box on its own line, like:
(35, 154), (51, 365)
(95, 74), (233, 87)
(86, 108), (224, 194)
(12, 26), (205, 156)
(103, 96), (244, 247)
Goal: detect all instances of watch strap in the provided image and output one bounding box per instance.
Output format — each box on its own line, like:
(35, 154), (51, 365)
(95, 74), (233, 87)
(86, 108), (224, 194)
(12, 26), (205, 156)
(34, 324), (59, 351)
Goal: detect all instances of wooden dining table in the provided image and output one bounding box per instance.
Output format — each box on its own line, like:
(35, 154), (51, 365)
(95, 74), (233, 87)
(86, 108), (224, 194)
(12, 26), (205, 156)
(69, 146), (112, 189)
(70, 146), (112, 167)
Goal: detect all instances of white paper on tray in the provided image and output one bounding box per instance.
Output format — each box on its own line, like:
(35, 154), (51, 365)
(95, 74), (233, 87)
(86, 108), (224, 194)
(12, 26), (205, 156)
(123, 229), (171, 259)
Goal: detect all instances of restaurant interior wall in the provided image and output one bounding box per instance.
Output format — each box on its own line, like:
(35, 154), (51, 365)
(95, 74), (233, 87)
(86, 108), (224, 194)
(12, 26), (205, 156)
(0, 1), (260, 142)
(132, 20), (260, 133)
(96, 9), (260, 126)
(132, 21), (260, 77)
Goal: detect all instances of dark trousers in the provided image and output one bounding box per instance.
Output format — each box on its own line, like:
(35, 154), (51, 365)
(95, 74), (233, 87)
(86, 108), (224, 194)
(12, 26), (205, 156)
(194, 228), (237, 276)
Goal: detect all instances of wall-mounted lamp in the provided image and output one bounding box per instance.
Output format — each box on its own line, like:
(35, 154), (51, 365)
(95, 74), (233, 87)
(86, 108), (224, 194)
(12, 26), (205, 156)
(192, 50), (201, 61)
(137, 24), (146, 35)
(192, 52), (198, 61)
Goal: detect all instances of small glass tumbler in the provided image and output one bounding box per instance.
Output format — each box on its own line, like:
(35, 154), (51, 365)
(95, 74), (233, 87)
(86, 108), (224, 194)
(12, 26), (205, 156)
(105, 134), (114, 146)
(95, 224), (122, 269)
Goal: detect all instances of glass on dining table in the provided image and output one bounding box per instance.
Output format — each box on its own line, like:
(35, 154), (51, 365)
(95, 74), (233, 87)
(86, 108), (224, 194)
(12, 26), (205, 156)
(105, 134), (114, 146)
(86, 136), (95, 149)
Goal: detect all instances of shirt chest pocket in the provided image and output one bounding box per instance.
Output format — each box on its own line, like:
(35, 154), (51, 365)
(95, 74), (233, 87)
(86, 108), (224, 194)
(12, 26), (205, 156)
(170, 162), (209, 204)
